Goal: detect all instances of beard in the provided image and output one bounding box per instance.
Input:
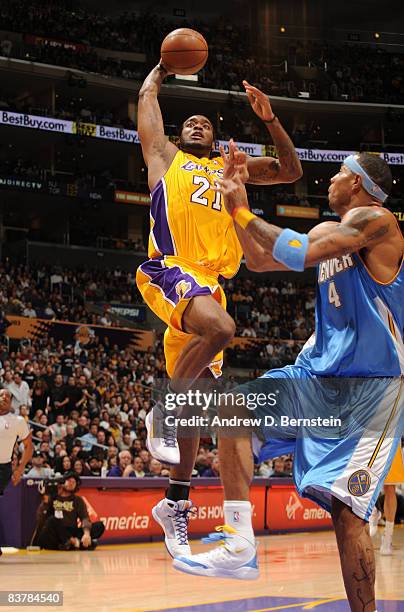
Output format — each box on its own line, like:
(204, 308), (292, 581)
(180, 137), (211, 156)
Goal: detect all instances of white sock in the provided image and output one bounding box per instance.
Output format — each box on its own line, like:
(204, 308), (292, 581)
(384, 520), (394, 538)
(224, 500), (255, 543)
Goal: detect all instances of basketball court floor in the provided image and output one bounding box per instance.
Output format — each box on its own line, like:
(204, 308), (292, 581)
(1, 529), (403, 611)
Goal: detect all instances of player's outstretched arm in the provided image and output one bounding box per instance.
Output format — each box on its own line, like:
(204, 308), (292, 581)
(304, 207), (396, 266)
(218, 141), (288, 271)
(218, 145), (399, 272)
(234, 207), (397, 271)
(138, 64), (178, 190)
(243, 81), (302, 185)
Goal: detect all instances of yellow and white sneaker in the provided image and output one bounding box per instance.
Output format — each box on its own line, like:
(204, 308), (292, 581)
(173, 525), (259, 580)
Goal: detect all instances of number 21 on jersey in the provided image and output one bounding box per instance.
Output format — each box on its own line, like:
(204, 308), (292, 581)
(328, 280), (342, 308)
(190, 176), (222, 211)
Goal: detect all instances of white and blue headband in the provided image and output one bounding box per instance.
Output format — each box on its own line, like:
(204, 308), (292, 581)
(343, 155), (388, 203)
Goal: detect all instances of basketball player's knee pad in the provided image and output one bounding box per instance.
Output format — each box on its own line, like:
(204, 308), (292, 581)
(273, 228), (309, 271)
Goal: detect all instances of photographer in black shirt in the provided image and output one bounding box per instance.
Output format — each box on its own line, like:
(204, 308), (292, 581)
(34, 472), (104, 550)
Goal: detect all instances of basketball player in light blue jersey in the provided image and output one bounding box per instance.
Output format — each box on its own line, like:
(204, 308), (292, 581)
(173, 86), (403, 612)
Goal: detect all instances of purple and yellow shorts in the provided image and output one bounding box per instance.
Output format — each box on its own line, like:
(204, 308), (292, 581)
(136, 256), (226, 378)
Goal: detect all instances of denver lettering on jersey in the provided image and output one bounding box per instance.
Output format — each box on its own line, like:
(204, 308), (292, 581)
(180, 160), (223, 178)
(318, 255), (355, 283)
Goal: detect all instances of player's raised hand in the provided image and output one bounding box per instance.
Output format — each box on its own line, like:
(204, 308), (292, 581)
(157, 59), (174, 76)
(219, 139), (236, 180)
(216, 141), (249, 215)
(243, 80), (275, 122)
(219, 140), (249, 183)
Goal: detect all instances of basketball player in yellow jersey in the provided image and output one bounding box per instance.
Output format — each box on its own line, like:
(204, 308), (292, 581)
(136, 61), (302, 557)
(369, 444), (404, 554)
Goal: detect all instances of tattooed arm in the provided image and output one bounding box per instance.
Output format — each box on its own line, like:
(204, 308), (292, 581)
(234, 223), (290, 272)
(218, 142), (400, 273)
(245, 118), (303, 185)
(241, 207), (394, 270)
(138, 64), (178, 190)
(243, 81), (302, 185)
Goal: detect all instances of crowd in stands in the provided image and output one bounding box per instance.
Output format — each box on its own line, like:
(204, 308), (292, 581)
(0, 261), (315, 345)
(0, 258), (319, 480)
(226, 277), (315, 339)
(0, 2), (403, 104)
(3, 313), (295, 481)
(224, 277), (314, 368)
(0, 261), (142, 322)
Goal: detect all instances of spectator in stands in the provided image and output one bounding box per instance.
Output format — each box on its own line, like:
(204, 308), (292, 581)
(63, 423), (76, 455)
(23, 302), (37, 318)
(65, 377), (82, 415)
(22, 362), (36, 388)
(31, 379), (49, 418)
(72, 458), (90, 476)
(6, 371), (31, 414)
(123, 456), (145, 478)
(138, 449), (151, 473)
(26, 451), (53, 478)
(118, 430), (132, 452)
(79, 422), (99, 452)
(194, 453), (210, 476)
(49, 374), (69, 419)
(256, 460), (273, 477)
(60, 346), (74, 381)
(283, 456), (293, 476)
(147, 458), (164, 477)
(107, 449), (132, 476)
(55, 455), (72, 475)
(271, 457), (290, 477)
(241, 323), (257, 338)
(88, 456), (103, 476)
(203, 456), (220, 478)
(49, 414), (67, 443)
(73, 415), (88, 439)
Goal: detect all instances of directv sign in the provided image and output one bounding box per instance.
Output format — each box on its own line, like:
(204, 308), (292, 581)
(0, 176), (44, 191)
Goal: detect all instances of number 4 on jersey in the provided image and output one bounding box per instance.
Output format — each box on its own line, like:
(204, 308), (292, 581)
(328, 280), (342, 308)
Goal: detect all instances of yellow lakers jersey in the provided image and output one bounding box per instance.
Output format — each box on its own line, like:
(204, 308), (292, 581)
(148, 150), (243, 279)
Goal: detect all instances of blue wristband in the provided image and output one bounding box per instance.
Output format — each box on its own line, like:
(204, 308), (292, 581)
(273, 228), (309, 271)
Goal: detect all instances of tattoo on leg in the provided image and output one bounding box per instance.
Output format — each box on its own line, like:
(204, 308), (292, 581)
(352, 549), (376, 611)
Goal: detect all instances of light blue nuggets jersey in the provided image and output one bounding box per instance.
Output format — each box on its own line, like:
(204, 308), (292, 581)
(296, 252), (404, 376)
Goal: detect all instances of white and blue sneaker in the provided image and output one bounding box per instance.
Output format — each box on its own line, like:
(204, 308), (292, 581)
(173, 525), (259, 580)
(152, 498), (195, 558)
(145, 401), (180, 465)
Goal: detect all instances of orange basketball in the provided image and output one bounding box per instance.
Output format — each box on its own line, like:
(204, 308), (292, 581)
(161, 28), (208, 75)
